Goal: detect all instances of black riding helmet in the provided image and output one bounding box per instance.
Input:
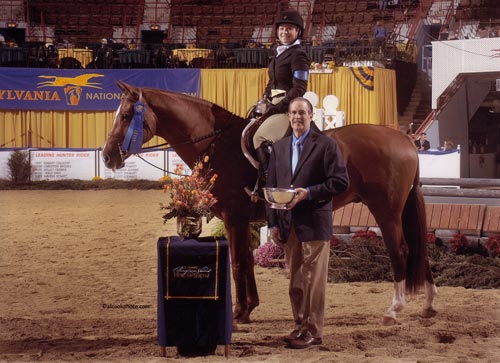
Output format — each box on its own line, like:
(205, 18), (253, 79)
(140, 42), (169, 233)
(275, 9), (304, 40)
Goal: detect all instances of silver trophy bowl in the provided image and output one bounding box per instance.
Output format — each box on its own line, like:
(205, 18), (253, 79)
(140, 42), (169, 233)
(262, 187), (296, 210)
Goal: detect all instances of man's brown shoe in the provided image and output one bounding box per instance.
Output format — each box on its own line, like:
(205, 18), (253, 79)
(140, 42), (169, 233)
(283, 329), (302, 343)
(287, 335), (322, 349)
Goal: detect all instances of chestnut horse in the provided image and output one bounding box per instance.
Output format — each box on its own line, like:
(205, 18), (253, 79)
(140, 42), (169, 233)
(103, 81), (437, 325)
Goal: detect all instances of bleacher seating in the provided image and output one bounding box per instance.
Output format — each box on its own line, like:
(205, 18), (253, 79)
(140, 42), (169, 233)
(28, 0), (145, 45)
(311, 0), (420, 43)
(169, 0), (281, 46)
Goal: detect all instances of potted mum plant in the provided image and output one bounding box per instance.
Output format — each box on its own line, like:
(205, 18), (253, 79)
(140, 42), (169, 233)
(161, 157), (218, 239)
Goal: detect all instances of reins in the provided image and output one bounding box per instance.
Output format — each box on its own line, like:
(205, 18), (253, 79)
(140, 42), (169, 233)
(139, 128), (223, 151)
(134, 129), (222, 177)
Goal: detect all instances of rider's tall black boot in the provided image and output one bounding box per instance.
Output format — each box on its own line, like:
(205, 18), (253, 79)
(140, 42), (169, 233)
(255, 142), (270, 184)
(245, 141), (272, 202)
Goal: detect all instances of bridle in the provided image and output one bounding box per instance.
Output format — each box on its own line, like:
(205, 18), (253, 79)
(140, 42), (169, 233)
(116, 87), (225, 174)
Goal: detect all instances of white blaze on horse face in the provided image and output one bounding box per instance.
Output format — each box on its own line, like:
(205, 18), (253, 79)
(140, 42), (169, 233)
(103, 104), (122, 151)
(102, 104), (124, 172)
(112, 104), (122, 127)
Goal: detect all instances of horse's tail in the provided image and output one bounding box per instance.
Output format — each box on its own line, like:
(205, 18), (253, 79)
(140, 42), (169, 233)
(402, 162), (428, 293)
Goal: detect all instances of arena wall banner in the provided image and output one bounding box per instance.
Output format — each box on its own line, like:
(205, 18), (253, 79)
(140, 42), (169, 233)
(98, 149), (169, 180)
(167, 150), (192, 178)
(30, 149), (98, 180)
(0, 148), (191, 181)
(0, 68), (200, 111)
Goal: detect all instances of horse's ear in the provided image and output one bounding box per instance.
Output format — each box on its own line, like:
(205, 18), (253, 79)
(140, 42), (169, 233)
(116, 80), (126, 92)
(116, 80), (138, 99)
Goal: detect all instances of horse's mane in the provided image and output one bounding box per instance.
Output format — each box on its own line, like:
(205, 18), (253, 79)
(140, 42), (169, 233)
(141, 86), (248, 126)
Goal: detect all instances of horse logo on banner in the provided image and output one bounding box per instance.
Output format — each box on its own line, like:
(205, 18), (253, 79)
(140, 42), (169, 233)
(37, 73), (104, 106)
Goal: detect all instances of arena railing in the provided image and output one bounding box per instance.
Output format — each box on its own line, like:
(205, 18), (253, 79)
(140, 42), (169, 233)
(0, 40), (403, 69)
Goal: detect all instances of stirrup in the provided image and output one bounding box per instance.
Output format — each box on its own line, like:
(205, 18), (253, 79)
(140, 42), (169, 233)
(244, 187), (260, 203)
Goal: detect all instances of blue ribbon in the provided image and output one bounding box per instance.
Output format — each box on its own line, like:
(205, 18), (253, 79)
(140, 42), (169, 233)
(122, 101), (145, 154)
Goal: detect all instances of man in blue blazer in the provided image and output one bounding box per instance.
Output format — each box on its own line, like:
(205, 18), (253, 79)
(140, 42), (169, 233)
(266, 97), (349, 349)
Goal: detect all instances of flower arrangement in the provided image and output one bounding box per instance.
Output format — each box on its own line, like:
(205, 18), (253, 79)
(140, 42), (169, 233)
(448, 233), (469, 253)
(160, 156), (218, 222)
(352, 230), (382, 245)
(255, 241), (285, 268)
(426, 232), (437, 245)
(485, 235), (500, 257)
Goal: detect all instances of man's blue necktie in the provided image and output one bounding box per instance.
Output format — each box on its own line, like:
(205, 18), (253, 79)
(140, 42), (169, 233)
(292, 141), (300, 173)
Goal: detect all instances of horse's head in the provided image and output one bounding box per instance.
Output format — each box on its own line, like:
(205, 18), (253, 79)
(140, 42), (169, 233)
(102, 81), (158, 170)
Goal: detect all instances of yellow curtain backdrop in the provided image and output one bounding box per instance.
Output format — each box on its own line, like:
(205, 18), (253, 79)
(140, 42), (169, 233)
(200, 68), (268, 117)
(201, 67), (397, 128)
(0, 67), (397, 148)
(308, 67), (397, 127)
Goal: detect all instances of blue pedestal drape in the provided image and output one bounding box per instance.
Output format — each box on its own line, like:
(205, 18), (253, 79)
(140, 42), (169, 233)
(157, 236), (232, 353)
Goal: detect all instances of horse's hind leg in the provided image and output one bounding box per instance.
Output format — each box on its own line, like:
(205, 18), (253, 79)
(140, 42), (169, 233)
(423, 264), (438, 318)
(403, 184), (438, 319)
(375, 216), (408, 326)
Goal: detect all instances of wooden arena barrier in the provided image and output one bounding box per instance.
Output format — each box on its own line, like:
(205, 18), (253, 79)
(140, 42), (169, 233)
(425, 203), (485, 236)
(333, 202), (498, 236)
(333, 203), (377, 231)
(483, 206), (500, 236)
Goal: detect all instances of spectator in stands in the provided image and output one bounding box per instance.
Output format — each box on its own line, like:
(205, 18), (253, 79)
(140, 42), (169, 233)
(35, 43), (48, 67)
(94, 38), (113, 69)
(45, 41), (59, 68)
(379, 0), (388, 10)
(373, 20), (388, 52)
(439, 140), (455, 151)
(127, 39), (137, 50)
(0, 33), (5, 47)
(415, 132), (431, 151)
(215, 40), (233, 66)
(477, 26), (489, 38)
(250, 9), (310, 196)
(151, 46), (169, 68)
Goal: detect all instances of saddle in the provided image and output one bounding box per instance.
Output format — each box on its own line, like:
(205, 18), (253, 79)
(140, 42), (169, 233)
(241, 103), (268, 170)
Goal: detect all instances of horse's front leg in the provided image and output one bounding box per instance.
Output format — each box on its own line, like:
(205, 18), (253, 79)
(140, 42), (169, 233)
(223, 215), (259, 324)
(384, 280), (406, 325)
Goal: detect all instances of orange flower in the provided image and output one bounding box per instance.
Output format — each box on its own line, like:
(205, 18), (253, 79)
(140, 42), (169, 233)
(160, 158), (218, 223)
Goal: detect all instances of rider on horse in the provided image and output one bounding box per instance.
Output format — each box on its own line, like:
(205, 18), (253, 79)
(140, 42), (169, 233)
(250, 9), (311, 198)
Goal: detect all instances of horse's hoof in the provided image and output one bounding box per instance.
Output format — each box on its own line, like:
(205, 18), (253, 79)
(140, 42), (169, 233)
(235, 313), (251, 324)
(422, 307), (438, 318)
(248, 302), (259, 315)
(382, 316), (397, 326)
(233, 307), (251, 323)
